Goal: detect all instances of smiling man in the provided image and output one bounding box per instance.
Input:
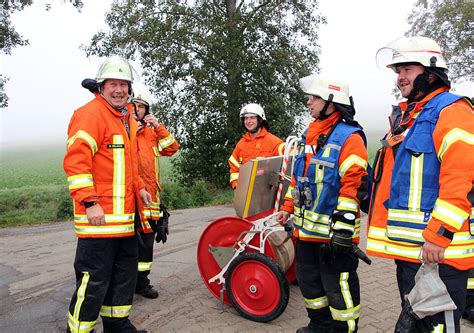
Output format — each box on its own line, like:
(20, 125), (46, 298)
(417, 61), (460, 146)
(368, 36), (474, 332)
(63, 56), (150, 333)
(228, 103), (285, 190)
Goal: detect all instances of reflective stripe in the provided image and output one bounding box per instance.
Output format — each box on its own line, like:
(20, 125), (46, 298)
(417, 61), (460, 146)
(138, 261), (152, 272)
(438, 128), (474, 161)
(75, 224), (135, 236)
(330, 304), (360, 321)
(112, 135), (126, 215)
(367, 226), (474, 260)
(159, 133), (176, 149)
(338, 154), (367, 178)
(333, 221), (355, 234)
(388, 209), (428, 223)
(338, 272), (358, 330)
(295, 207), (360, 239)
(325, 143), (341, 151)
(228, 155), (240, 168)
(432, 199), (469, 230)
(277, 142), (285, 155)
(304, 145), (317, 154)
(68, 174), (93, 190)
(467, 277), (474, 289)
(230, 172), (239, 183)
(75, 214), (134, 223)
(304, 295), (328, 309)
(432, 324), (444, 333)
(310, 158), (335, 168)
(408, 154), (424, 210)
(69, 272), (94, 332)
(285, 185), (294, 199)
(67, 130), (98, 155)
(100, 305), (132, 318)
(68, 312), (95, 332)
(337, 197), (359, 212)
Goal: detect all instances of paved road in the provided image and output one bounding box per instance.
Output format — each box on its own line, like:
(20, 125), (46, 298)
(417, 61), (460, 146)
(1, 205), (472, 332)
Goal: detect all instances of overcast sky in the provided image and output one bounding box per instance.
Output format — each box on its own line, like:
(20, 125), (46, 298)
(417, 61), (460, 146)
(1, 0), (472, 147)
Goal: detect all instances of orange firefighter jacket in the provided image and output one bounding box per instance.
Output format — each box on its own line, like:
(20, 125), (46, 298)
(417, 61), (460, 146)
(136, 124), (179, 227)
(64, 94), (145, 238)
(366, 87), (474, 270)
(280, 112), (368, 243)
(228, 127), (285, 189)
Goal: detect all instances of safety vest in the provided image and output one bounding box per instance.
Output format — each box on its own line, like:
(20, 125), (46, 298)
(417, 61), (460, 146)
(293, 122), (365, 240)
(386, 92), (471, 245)
(367, 92), (474, 268)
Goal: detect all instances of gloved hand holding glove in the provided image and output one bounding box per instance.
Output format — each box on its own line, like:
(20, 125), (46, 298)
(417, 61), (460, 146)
(330, 210), (356, 254)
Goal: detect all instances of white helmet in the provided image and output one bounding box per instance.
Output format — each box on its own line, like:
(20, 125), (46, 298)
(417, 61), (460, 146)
(376, 36), (448, 72)
(132, 83), (151, 106)
(299, 74), (351, 106)
(95, 56), (138, 84)
(239, 103), (267, 121)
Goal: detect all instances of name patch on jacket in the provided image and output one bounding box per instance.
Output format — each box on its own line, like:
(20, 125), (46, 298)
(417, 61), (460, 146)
(107, 144), (125, 149)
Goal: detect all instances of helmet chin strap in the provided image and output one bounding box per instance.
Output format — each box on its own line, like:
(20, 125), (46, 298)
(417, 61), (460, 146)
(318, 94), (334, 120)
(406, 71), (431, 103)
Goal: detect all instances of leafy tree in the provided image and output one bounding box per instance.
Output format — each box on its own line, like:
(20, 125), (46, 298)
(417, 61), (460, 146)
(406, 0), (473, 82)
(84, 0), (326, 187)
(0, 0), (83, 108)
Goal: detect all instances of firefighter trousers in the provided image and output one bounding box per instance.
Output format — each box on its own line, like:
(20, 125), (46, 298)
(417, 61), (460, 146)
(296, 239), (360, 333)
(465, 269), (474, 319)
(136, 231), (156, 291)
(395, 260), (469, 333)
(67, 236), (138, 333)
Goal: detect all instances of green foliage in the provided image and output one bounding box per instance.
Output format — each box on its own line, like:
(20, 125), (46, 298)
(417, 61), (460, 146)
(0, 145), (66, 189)
(407, 0), (473, 82)
(0, 145), (233, 227)
(0, 185), (72, 227)
(83, 0), (326, 188)
(161, 181), (232, 210)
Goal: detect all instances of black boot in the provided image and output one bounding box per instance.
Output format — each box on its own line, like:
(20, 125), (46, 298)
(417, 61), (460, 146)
(103, 317), (147, 333)
(463, 308), (474, 323)
(135, 285), (159, 299)
(296, 323), (317, 333)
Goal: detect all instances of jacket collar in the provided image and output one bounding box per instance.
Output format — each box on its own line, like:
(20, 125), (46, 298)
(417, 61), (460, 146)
(310, 111), (342, 132)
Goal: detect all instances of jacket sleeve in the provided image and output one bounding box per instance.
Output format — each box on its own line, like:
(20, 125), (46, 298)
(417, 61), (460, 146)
(336, 132), (369, 213)
(423, 99), (474, 248)
(63, 110), (103, 204)
(280, 175), (296, 213)
(228, 142), (242, 189)
(154, 124), (179, 156)
(271, 135), (285, 156)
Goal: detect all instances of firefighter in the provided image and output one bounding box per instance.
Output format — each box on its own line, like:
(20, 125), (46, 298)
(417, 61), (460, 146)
(132, 83), (179, 299)
(367, 36), (474, 332)
(228, 103), (285, 189)
(277, 75), (369, 333)
(64, 56), (151, 333)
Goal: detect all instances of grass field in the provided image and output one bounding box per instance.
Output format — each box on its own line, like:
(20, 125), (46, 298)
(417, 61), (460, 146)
(0, 136), (383, 227)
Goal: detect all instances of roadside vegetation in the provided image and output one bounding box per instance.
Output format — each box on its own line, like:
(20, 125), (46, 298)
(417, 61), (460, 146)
(0, 137), (382, 228)
(0, 145), (233, 227)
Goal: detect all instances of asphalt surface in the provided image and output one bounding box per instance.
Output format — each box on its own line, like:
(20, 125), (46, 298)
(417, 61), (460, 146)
(0, 204), (472, 332)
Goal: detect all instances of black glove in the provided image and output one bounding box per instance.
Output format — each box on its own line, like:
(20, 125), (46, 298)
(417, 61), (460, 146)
(395, 300), (436, 333)
(81, 78), (100, 93)
(155, 204), (170, 244)
(154, 219), (169, 244)
(330, 210), (356, 254)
